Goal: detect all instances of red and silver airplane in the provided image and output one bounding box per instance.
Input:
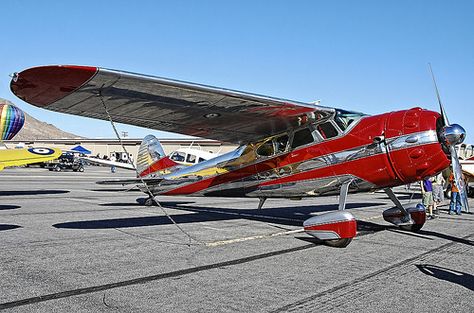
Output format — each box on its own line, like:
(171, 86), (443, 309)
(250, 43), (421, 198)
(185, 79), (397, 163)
(9, 65), (469, 247)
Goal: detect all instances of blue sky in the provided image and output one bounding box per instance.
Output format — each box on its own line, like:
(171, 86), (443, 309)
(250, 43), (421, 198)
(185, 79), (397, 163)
(1, 1), (473, 140)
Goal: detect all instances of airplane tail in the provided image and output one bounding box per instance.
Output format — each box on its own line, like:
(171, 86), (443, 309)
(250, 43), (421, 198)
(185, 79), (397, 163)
(136, 135), (178, 177)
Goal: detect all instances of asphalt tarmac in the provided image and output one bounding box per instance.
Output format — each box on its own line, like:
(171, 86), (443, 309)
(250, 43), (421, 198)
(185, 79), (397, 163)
(0, 167), (473, 312)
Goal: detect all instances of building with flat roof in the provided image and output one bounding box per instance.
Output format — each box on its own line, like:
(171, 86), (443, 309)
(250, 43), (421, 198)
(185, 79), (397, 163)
(4, 138), (237, 158)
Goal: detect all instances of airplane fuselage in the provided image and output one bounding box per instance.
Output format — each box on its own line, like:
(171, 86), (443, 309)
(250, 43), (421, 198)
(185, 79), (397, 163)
(140, 107), (450, 198)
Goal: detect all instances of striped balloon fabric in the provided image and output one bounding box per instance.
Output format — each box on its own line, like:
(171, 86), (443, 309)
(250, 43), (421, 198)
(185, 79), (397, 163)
(0, 104), (25, 140)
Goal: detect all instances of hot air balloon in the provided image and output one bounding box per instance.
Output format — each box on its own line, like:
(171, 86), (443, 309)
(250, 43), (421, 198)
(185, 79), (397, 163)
(0, 103), (25, 140)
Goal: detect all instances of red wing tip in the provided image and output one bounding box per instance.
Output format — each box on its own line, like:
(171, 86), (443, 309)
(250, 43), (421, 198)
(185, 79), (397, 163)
(10, 65), (98, 107)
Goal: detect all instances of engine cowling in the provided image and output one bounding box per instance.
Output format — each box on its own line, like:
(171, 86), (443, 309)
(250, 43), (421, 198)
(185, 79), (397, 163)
(385, 108), (450, 183)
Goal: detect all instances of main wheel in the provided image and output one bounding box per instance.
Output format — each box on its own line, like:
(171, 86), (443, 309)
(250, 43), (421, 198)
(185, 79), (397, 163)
(324, 238), (353, 248)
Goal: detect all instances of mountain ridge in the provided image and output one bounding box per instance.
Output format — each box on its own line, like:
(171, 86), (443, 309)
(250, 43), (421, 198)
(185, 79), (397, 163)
(0, 98), (81, 140)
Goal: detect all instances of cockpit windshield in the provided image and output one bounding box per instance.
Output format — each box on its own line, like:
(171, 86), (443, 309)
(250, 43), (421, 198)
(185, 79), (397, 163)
(334, 109), (366, 131)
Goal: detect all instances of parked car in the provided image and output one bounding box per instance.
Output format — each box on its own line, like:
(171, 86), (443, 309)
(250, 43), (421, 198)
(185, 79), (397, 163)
(46, 152), (85, 172)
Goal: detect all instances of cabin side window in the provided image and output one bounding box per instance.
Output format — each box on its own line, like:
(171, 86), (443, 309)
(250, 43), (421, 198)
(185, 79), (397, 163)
(316, 122), (339, 139)
(291, 128), (315, 149)
(256, 140), (275, 157)
(334, 109), (366, 132)
(186, 154), (197, 163)
(274, 134), (289, 153)
(170, 151), (186, 162)
(256, 133), (290, 158)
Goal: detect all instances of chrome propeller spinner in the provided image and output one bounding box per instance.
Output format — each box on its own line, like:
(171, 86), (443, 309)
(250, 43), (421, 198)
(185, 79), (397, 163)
(429, 64), (469, 212)
(440, 123), (466, 147)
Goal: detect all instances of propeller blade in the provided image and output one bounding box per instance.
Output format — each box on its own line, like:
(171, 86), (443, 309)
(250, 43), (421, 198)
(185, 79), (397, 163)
(429, 63), (449, 126)
(449, 145), (469, 212)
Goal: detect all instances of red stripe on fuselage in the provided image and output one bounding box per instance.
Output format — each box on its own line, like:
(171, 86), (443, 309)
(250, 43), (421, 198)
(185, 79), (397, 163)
(162, 112), (443, 196)
(139, 156), (178, 177)
(162, 115), (393, 195)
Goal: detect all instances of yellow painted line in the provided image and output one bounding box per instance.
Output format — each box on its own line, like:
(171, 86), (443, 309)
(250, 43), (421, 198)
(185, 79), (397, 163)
(205, 228), (304, 247)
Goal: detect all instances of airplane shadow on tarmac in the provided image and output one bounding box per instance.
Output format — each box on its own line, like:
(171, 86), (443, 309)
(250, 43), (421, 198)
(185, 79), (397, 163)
(53, 202), (384, 230)
(386, 226), (474, 246)
(0, 190), (70, 196)
(89, 188), (140, 192)
(98, 201), (196, 207)
(0, 205), (21, 210)
(0, 224), (21, 231)
(417, 230), (474, 246)
(416, 264), (474, 291)
(52, 201), (474, 246)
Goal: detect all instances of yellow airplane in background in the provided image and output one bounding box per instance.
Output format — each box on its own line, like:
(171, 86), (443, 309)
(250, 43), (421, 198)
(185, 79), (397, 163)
(0, 147), (61, 171)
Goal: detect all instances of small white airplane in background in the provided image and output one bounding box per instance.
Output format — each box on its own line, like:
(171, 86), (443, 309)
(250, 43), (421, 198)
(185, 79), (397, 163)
(169, 147), (219, 165)
(82, 135), (220, 173)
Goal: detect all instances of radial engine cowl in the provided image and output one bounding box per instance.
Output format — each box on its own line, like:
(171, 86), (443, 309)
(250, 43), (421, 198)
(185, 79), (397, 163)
(440, 124), (466, 146)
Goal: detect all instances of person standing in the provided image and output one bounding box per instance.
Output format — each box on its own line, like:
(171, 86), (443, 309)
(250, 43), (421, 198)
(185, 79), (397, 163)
(110, 154), (117, 173)
(421, 177), (435, 219)
(448, 172), (462, 215)
(432, 173), (445, 215)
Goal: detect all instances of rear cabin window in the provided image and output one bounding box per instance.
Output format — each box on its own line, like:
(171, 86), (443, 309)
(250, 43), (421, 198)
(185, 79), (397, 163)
(186, 154), (197, 163)
(291, 128), (315, 149)
(198, 157), (206, 163)
(334, 109), (366, 131)
(317, 122), (339, 139)
(256, 140), (274, 157)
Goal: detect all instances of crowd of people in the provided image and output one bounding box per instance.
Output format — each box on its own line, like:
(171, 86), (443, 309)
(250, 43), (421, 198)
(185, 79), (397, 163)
(420, 168), (466, 219)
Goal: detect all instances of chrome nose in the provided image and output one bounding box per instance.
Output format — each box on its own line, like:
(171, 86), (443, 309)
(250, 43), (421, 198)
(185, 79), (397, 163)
(441, 123), (466, 146)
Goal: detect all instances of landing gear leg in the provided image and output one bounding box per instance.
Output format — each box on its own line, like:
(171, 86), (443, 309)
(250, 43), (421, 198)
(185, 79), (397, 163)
(338, 179), (353, 210)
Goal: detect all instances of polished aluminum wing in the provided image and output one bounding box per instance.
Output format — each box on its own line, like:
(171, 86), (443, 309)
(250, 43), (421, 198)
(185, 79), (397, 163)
(11, 65), (334, 144)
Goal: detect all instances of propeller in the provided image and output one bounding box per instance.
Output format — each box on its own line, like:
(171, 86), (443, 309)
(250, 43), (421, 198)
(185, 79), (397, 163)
(429, 64), (469, 212)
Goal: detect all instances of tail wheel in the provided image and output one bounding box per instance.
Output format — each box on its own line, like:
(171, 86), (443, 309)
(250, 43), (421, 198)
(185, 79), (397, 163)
(144, 198), (156, 206)
(323, 238), (353, 248)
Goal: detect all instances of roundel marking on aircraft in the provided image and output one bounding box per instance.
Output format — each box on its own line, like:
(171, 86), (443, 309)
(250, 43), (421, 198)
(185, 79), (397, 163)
(28, 148), (55, 155)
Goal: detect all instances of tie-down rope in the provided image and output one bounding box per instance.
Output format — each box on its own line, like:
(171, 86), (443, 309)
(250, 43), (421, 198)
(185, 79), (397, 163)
(98, 92), (202, 246)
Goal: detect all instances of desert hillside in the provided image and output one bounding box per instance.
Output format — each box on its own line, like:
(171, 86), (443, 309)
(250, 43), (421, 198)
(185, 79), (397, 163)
(0, 98), (80, 140)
